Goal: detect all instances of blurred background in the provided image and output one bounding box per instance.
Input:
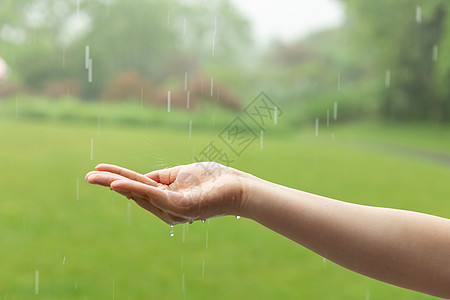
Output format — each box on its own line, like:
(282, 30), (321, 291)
(0, 0), (449, 299)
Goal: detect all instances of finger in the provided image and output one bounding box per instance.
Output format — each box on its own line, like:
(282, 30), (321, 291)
(145, 165), (183, 185)
(85, 171), (96, 180)
(111, 184), (193, 221)
(86, 170), (117, 181)
(109, 182), (135, 199)
(110, 190), (168, 221)
(132, 197), (186, 225)
(96, 164), (158, 186)
(86, 171), (129, 187)
(110, 179), (186, 215)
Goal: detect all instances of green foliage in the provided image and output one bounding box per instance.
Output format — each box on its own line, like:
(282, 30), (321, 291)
(0, 0), (253, 99)
(0, 95), (244, 131)
(344, 0), (450, 121)
(2, 0), (450, 125)
(255, 1), (450, 123)
(433, 6), (450, 119)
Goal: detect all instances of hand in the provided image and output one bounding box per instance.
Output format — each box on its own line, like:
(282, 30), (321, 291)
(85, 162), (247, 224)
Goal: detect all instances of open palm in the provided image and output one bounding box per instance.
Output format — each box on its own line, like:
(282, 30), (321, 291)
(86, 162), (246, 224)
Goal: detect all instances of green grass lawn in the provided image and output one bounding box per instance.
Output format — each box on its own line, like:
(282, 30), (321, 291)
(0, 116), (449, 299)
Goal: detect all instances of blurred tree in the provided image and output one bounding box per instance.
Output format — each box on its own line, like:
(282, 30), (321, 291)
(253, 0), (450, 124)
(0, 0), (60, 87)
(432, 5), (450, 121)
(0, 0), (253, 100)
(344, 0), (450, 121)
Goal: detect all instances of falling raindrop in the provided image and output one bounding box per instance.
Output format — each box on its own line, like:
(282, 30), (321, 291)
(432, 45), (438, 62)
(167, 10), (170, 27)
(35, 270), (39, 295)
(333, 101), (338, 120)
(63, 256), (66, 264)
(186, 90), (190, 109)
(236, 216), (241, 220)
(85, 46), (90, 69)
(88, 59), (93, 83)
(167, 91), (171, 112)
(385, 69), (391, 87)
(184, 72), (188, 91)
(170, 225), (174, 237)
(201, 220), (206, 224)
(416, 6), (422, 23)
(212, 16), (217, 56)
(84, 46), (92, 82)
(210, 77), (214, 97)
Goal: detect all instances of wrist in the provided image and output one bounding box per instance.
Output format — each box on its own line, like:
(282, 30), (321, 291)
(236, 173), (265, 219)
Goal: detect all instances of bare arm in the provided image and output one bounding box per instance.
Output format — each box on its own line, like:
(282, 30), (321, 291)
(86, 163), (450, 298)
(241, 176), (450, 299)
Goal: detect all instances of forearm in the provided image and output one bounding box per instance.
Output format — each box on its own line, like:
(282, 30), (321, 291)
(239, 176), (450, 298)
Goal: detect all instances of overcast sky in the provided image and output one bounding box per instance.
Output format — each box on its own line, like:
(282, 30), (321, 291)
(228, 0), (345, 42)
